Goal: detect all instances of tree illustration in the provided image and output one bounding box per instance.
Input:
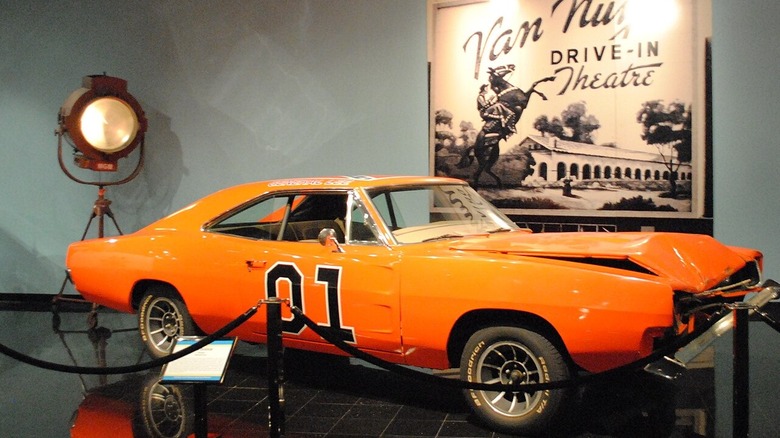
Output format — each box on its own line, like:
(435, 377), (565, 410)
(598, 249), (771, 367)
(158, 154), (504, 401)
(502, 142), (536, 184)
(636, 100), (692, 198)
(533, 102), (600, 144)
(533, 115), (565, 138)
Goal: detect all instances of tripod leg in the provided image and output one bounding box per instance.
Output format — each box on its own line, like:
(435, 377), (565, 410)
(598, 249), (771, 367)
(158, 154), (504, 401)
(56, 270), (72, 295)
(87, 303), (99, 329)
(52, 268), (85, 305)
(80, 213), (98, 241)
(53, 213), (96, 305)
(104, 210), (124, 235)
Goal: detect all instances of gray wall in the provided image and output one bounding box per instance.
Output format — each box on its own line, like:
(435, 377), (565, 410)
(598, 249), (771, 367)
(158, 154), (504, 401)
(712, 2), (780, 436)
(712, 1), (780, 268)
(1, 1), (778, 436)
(0, 0), (429, 293)
(1, 0), (777, 291)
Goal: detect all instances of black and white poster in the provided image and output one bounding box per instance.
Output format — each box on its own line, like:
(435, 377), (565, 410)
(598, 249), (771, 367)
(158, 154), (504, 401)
(430, 0), (711, 218)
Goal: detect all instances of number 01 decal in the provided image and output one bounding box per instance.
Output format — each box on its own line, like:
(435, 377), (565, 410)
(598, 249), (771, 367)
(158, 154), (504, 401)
(265, 262), (356, 343)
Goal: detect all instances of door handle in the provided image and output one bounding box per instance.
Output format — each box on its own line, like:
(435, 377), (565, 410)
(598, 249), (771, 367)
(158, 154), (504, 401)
(245, 260), (267, 271)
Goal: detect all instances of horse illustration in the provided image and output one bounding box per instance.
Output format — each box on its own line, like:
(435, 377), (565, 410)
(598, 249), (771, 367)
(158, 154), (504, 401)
(458, 65), (554, 188)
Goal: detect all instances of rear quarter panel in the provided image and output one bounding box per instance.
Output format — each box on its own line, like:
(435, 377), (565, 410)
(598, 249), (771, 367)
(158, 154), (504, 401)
(67, 235), (157, 313)
(67, 230), (271, 339)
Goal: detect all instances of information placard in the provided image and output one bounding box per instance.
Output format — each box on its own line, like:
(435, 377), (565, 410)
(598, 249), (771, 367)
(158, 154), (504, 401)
(161, 337), (237, 384)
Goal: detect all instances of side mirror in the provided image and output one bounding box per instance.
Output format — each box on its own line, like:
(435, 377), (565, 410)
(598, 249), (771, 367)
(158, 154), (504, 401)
(318, 228), (344, 253)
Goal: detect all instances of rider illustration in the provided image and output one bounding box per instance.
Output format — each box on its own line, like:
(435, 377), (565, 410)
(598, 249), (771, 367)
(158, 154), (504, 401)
(459, 65), (554, 188)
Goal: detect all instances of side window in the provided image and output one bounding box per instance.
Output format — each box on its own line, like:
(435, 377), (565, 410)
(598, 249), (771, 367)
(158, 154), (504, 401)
(227, 196), (291, 225)
(347, 197), (378, 244)
(208, 193), (349, 242)
(209, 195), (296, 240)
(286, 194), (348, 242)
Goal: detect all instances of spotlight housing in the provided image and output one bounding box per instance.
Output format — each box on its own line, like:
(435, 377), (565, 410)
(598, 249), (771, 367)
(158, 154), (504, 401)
(58, 75), (147, 171)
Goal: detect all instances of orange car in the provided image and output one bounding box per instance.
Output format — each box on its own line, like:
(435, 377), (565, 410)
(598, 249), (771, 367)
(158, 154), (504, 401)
(66, 175), (769, 434)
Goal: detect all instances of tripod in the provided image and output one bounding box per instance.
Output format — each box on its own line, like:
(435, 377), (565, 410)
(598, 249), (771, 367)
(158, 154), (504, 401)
(53, 127), (145, 326)
(52, 186), (123, 327)
(79, 185), (123, 239)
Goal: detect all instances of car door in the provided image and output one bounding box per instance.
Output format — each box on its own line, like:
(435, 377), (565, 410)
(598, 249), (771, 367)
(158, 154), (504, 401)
(202, 189), (403, 359)
(260, 241), (402, 359)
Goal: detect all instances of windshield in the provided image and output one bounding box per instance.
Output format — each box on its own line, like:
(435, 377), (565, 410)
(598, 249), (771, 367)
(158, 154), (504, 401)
(365, 184), (518, 244)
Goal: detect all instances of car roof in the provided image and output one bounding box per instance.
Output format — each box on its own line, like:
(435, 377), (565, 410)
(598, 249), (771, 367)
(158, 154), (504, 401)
(262, 175), (464, 189)
(146, 175), (467, 231)
(219, 175), (465, 197)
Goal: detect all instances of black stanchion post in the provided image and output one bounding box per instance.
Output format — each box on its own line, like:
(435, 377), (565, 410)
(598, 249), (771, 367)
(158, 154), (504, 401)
(733, 303), (750, 438)
(266, 298), (285, 437)
(193, 383), (208, 438)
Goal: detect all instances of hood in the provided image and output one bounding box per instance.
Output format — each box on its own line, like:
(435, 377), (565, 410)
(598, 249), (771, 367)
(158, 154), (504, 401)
(450, 232), (757, 293)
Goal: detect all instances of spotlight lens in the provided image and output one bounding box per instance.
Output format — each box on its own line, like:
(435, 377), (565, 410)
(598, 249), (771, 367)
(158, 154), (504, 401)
(80, 97), (139, 153)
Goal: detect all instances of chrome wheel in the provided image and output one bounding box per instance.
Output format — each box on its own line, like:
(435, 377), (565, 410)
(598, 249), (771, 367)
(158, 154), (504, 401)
(476, 340), (545, 417)
(145, 296), (183, 353)
(138, 286), (197, 358)
(460, 326), (571, 434)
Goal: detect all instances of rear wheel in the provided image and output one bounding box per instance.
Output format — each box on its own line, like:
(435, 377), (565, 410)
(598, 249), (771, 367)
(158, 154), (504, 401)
(138, 285), (198, 358)
(460, 326), (571, 435)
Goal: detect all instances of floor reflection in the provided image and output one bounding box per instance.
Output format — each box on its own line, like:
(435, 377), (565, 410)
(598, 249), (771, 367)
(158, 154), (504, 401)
(0, 300), (714, 437)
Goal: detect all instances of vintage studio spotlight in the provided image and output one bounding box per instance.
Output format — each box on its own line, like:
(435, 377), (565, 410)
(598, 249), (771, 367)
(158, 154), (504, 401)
(56, 74), (148, 238)
(54, 75), (147, 309)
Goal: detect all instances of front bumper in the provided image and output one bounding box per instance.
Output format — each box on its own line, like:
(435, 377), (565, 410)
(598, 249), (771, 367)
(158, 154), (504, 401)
(646, 279), (779, 379)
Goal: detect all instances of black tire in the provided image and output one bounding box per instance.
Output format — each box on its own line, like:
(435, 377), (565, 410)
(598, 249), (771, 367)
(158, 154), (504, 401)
(138, 285), (198, 358)
(460, 326), (571, 435)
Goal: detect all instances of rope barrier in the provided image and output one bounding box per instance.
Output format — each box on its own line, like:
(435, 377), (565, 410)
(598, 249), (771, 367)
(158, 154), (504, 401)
(3, 291), (771, 437)
(0, 305), (258, 375)
(0, 297), (723, 394)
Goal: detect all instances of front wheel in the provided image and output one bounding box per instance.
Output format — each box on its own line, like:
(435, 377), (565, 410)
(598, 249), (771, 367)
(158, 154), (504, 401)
(460, 326), (571, 435)
(138, 285), (198, 358)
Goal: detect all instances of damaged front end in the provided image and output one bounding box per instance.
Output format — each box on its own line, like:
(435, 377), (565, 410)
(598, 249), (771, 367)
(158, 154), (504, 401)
(646, 278), (779, 380)
(674, 259), (763, 328)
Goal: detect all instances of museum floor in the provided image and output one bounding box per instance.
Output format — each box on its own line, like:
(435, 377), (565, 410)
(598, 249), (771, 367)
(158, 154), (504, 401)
(0, 298), (724, 437)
